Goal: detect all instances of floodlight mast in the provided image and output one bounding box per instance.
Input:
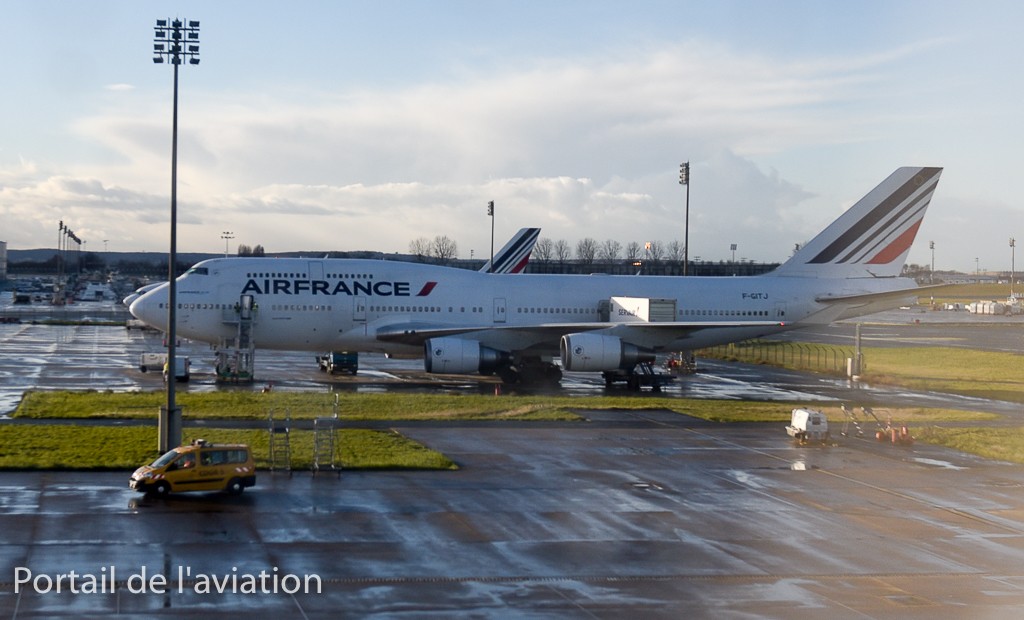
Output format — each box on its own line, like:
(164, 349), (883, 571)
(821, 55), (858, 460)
(153, 18), (200, 451)
(679, 162), (690, 275)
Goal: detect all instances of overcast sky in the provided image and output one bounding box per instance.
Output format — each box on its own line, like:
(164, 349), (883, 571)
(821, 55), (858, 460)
(1, 0), (1021, 273)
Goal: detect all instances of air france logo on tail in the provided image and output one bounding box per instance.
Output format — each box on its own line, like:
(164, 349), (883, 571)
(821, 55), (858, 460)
(808, 167), (941, 266)
(481, 227), (540, 274)
(776, 166), (942, 279)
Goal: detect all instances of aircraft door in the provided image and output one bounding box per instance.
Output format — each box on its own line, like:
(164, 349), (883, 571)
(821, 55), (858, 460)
(774, 302), (787, 320)
(307, 261), (324, 280)
(239, 294), (254, 320)
(493, 298), (507, 324)
(354, 296), (366, 322)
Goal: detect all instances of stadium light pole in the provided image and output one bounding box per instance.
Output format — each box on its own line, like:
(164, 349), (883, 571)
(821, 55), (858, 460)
(153, 17), (200, 452)
(487, 201), (495, 273)
(1011, 237), (1016, 299)
(221, 231), (234, 258)
(929, 241), (935, 284)
(679, 162), (690, 275)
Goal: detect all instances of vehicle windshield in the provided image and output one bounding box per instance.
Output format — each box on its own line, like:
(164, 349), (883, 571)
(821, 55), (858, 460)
(184, 266), (209, 276)
(151, 449), (182, 468)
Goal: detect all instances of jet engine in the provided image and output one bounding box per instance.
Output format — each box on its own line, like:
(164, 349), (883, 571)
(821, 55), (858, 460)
(424, 337), (508, 375)
(560, 333), (655, 372)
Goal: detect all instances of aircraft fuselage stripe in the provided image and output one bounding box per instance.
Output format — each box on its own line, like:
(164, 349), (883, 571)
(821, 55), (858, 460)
(866, 218), (923, 264)
(836, 191), (932, 264)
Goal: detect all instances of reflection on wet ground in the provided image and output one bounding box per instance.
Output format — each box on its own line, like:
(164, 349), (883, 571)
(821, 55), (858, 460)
(2, 307), (1023, 418)
(5, 413), (1024, 617)
(4, 305), (1024, 617)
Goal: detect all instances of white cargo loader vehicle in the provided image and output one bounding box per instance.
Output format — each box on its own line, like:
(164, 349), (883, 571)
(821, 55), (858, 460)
(786, 408), (830, 443)
(139, 353), (191, 382)
(139, 352), (166, 373)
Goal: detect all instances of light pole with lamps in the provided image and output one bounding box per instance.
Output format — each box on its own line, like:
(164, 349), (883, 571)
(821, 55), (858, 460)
(153, 17), (200, 452)
(221, 231), (234, 258)
(1011, 238), (1016, 299)
(929, 241), (935, 284)
(487, 201), (495, 273)
(679, 162), (690, 275)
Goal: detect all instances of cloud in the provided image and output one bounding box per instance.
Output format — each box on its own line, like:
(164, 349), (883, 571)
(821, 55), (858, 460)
(0, 173), (165, 249)
(6, 38), (972, 264)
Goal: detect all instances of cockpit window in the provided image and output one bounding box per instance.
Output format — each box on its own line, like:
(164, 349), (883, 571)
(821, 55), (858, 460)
(185, 267), (209, 276)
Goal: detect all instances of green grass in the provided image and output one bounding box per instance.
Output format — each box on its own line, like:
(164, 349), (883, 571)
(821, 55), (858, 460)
(916, 426), (1024, 464)
(0, 425), (456, 471)
(789, 404), (996, 424)
(3, 388), (1009, 470)
(13, 390), (588, 421)
(704, 342), (1024, 404)
(0, 425), (157, 470)
(856, 347), (1024, 402)
(916, 283), (1016, 303)
(14, 389), (1000, 424)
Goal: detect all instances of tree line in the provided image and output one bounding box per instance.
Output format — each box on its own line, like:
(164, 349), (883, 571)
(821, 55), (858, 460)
(408, 235), (689, 267)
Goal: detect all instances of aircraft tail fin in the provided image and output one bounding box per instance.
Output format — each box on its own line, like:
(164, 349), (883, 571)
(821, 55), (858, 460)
(773, 167), (942, 279)
(480, 227), (541, 274)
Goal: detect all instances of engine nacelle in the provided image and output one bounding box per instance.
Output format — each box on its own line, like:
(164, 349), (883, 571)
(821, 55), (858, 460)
(560, 333), (655, 372)
(424, 337), (508, 375)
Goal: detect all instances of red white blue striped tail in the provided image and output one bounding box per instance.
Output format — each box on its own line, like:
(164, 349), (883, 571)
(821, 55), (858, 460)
(774, 167), (942, 279)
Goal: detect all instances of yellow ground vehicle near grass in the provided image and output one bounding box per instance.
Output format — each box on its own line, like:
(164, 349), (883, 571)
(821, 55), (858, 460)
(129, 439), (256, 496)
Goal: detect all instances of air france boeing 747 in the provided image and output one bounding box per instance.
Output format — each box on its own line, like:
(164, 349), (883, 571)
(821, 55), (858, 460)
(130, 167), (942, 384)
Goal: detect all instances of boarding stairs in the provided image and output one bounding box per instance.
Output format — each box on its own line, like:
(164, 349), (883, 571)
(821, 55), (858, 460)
(215, 294), (257, 383)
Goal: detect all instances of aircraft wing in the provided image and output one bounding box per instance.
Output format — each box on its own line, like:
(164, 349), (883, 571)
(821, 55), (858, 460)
(814, 286), (927, 305)
(375, 319), (785, 351)
(809, 285), (929, 324)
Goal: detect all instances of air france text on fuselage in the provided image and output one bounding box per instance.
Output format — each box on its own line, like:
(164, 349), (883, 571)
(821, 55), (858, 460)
(240, 278), (436, 297)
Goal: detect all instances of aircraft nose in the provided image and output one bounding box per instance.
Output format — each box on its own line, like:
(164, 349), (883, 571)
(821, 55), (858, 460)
(129, 286), (169, 330)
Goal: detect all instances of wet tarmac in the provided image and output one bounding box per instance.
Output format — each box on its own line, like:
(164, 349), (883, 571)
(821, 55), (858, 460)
(2, 304), (1022, 417)
(2, 303), (1024, 616)
(4, 411), (1024, 618)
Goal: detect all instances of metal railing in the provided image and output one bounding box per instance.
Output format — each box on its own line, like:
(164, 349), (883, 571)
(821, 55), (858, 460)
(699, 340), (856, 374)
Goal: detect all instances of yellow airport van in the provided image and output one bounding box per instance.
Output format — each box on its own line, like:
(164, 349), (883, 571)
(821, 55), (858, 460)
(129, 439), (256, 496)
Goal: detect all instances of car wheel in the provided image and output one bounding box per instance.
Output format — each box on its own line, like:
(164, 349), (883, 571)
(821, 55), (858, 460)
(227, 478), (244, 495)
(151, 481), (171, 497)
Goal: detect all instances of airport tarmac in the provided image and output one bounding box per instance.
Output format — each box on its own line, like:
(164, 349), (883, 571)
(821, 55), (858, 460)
(2, 307), (1023, 417)
(2, 305), (1024, 616)
(3, 411), (1024, 618)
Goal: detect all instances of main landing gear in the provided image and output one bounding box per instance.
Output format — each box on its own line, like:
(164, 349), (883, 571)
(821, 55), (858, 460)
(602, 361), (673, 392)
(497, 357), (563, 386)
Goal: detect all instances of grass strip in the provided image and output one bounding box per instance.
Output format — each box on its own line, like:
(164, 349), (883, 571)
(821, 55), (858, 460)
(14, 390), (583, 420)
(917, 426), (1024, 464)
(855, 347), (1024, 402)
(13, 390), (999, 423)
(915, 283), (1017, 303)
(0, 425), (456, 471)
(5, 391), (1008, 469)
(704, 343), (1024, 404)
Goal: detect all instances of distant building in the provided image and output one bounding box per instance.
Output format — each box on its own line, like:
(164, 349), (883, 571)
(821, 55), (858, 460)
(0, 240), (7, 281)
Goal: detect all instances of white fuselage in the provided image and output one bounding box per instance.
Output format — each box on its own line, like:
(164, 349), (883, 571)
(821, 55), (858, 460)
(130, 257), (915, 356)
